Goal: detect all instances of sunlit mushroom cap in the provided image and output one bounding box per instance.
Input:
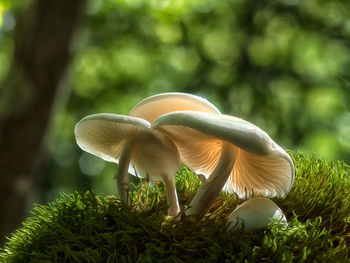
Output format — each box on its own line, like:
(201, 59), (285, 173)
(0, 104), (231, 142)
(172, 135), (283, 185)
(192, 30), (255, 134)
(227, 197), (287, 231)
(153, 111), (295, 198)
(75, 113), (180, 181)
(129, 92), (220, 123)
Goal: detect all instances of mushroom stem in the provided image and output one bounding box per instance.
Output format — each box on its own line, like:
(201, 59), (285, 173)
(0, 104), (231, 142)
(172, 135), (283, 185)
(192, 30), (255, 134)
(164, 176), (180, 216)
(186, 142), (237, 217)
(115, 141), (134, 205)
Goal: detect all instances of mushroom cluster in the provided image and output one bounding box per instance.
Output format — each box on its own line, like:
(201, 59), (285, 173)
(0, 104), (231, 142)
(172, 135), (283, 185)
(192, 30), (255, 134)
(75, 93), (220, 216)
(75, 92), (294, 230)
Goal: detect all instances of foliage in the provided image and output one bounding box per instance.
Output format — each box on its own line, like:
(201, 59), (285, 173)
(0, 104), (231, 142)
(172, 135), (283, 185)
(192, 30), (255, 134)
(1, 152), (349, 262)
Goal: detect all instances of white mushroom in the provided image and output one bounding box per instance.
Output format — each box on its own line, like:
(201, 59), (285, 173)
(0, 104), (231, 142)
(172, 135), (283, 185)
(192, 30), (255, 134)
(75, 93), (220, 217)
(153, 111), (294, 217)
(75, 113), (180, 216)
(227, 197), (287, 231)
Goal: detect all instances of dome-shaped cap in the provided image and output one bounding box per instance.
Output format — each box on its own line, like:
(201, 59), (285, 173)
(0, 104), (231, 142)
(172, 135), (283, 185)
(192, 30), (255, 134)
(227, 197), (287, 231)
(130, 92), (220, 123)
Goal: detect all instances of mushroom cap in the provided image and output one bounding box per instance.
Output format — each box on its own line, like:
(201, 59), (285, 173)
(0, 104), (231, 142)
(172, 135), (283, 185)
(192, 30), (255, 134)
(75, 113), (180, 181)
(226, 197), (287, 231)
(153, 111), (294, 198)
(129, 92), (220, 123)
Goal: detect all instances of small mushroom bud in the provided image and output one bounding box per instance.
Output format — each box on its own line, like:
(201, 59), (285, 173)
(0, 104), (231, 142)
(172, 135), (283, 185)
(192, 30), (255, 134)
(227, 197), (287, 231)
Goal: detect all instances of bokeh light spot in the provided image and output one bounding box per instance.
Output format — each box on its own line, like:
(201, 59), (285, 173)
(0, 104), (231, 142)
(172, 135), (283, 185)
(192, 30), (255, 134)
(169, 47), (199, 72)
(306, 87), (345, 120)
(149, 0), (170, 10)
(293, 34), (349, 78)
(336, 112), (350, 149)
(302, 131), (341, 160)
(79, 152), (106, 176)
(115, 47), (150, 78)
(202, 28), (239, 64)
(155, 22), (182, 44)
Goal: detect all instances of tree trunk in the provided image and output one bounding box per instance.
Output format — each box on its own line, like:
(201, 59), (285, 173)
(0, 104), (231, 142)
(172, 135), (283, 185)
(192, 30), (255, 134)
(0, 0), (86, 245)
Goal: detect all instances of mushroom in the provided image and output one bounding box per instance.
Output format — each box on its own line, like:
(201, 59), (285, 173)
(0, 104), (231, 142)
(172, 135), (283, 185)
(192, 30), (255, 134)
(152, 111), (294, 217)
(75, 93), (220, 217)
(75, 113), (181, 216)
(226, 197), (287, 231)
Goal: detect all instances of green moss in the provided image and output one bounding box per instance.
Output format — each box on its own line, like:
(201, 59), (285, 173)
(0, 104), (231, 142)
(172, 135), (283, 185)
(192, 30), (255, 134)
(1, 152), (349, 262)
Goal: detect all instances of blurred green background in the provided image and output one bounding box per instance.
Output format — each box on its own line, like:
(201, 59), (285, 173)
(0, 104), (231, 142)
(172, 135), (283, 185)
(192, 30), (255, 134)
(1, 0), (349, 203)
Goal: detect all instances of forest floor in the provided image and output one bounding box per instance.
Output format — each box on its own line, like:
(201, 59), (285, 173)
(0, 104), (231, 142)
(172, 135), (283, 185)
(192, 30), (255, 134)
(1, 152), (349, 262)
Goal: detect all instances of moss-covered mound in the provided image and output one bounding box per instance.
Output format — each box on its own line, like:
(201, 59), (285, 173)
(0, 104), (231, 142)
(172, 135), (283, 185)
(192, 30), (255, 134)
(1, 152), (349, 262)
